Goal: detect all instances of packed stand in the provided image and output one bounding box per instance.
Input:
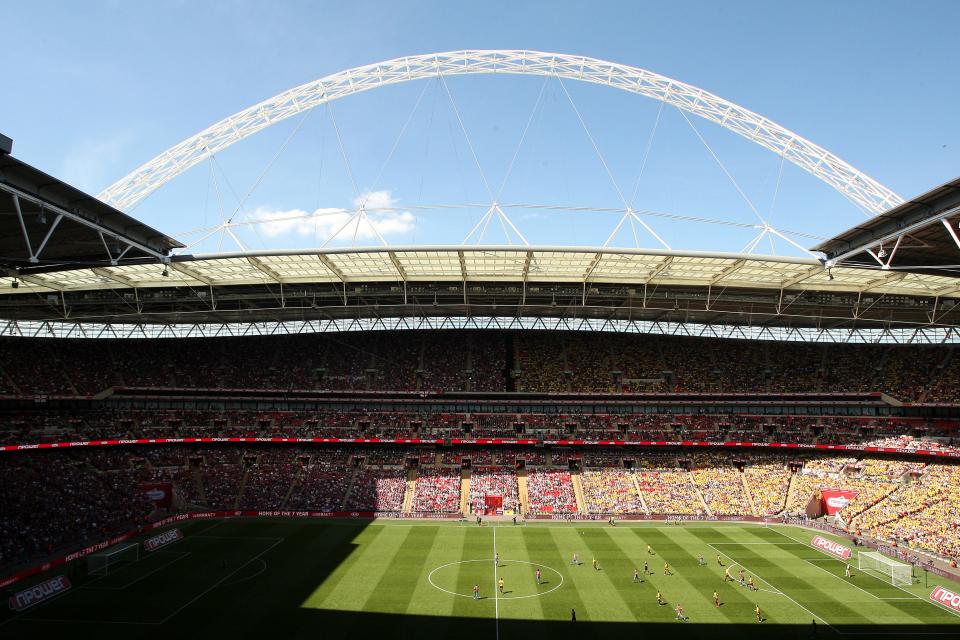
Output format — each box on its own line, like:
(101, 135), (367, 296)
(581, 468), (647, 514)
(525, 469), (577, 514)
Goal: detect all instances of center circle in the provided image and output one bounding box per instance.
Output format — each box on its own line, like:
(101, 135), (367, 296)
(427, 559), (564, 600)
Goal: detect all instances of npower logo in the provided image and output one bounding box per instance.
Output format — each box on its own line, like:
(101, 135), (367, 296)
(811, 535), (852, 560)
(930, 586), (960, 612)
(826, 496), (850, 509)
(144, 528), (183, 552)
(8, 575), (71, 611)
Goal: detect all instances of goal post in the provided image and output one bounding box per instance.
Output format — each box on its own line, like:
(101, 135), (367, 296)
(87, 542), (140, 576)
(858, 551), (912, 586)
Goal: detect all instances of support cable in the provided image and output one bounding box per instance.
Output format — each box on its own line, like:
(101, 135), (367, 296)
(629, 99), (665, 207)
(558, 77), (669, 249)
(363, 77), (434, 207)
(438, 74), (494, 200)
(496, 77), (549, 200)
(676, 107), (768, 227)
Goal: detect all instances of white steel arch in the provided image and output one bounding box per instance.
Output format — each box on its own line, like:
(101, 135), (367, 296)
(98, 50), (903, 215)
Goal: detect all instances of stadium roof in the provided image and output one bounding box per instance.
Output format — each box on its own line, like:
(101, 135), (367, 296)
(0, 151), (182, 276)
(813, 176), (960, 276)
(1, 247), (959, 331)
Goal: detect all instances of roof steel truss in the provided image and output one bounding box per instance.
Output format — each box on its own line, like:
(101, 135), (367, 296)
(97, 50), (902, 216)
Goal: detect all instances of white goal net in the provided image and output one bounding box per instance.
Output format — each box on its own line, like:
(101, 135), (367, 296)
(858, 551), (912, 586)
(88, 542), (139, 576)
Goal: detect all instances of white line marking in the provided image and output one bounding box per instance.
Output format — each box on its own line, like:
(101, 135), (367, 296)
(426, 559), (564, 599)
(802, 559), (890, 602)
(83, 551), (191, 591)
(218, 558), (269, 588)
(709, 551), (783, 595)
(767, 526), (960, 620)
(158, 537), (284, 624)
(492, 527), (499, 640)
(707, 543), (839, 634)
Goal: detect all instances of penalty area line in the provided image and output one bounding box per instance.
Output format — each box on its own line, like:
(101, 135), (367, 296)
(158, 537), (284, 624)
(707, 543), (838, 634)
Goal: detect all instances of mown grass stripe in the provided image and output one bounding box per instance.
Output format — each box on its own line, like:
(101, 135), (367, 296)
(297, 522), (388, 610)
(693, 526), (874, 626)
(360, 525), (441, 615)
(746, 526), (959, 624)
(575, 527), (678, 624)
(633, 526), (779, 625)
(404, 526), (467, 617)
(519, 527), (588, 622)
(451, 526), (496, 619)
(545, 526), (634, 622)
(490, 525), (546, 622)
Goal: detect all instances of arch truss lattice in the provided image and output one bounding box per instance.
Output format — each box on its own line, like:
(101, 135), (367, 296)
(98, 50), (903, 227)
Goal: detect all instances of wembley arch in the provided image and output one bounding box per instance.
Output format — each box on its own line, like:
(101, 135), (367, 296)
(98, 50), (902, 216)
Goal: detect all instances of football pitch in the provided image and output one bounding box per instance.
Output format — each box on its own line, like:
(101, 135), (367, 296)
(3, 519), (959, 639)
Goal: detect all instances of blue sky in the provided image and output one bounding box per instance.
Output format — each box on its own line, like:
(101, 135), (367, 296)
(4, 1), (958, 256)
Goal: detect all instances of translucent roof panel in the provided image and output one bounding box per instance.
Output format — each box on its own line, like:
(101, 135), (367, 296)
(104, 263), (202, 288)
(5, 248), (959, 299)
(185, 257), (273, 284)
(325, 252), (400, 280)
(526, 251), (596, 281)
(461, 250), (528, 280)
(394, 251), (462, 280)
(589, 253), (669, 282)
(252, 254), (339, 283)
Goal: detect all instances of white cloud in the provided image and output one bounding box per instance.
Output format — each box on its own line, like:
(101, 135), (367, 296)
(248, 190), (414, 242)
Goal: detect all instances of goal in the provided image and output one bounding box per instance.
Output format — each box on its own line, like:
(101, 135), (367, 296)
(88, 542), (139, 576)
(858, 551), (912, 586)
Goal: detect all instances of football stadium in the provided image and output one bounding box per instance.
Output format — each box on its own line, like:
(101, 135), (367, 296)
(3, 6), (960, 639)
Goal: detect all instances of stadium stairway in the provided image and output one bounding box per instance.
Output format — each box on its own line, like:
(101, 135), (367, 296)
(340, 466), (361, 511)
(740, 471), (759, 516)
(782, 471), (797, 515)
(689, 473), (712, 516)
(192, 467), (208, 505)
(402, 470), (417, 513)
(233, 468), (250, 510)
(570, 472), (587, 515)
(516, 468), (530, 515)
(280, 467), (303, 508)
(630, 472), (651, 514)
(459, 469), (471, 516)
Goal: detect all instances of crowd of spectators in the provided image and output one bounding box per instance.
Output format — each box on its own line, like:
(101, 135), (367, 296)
(0, 450), (155, 573)
(469, 469), (520, 513)
(411, 468), (461, 513)
(581, 468), (646, 514)
(3, 332), (960, 401)
(690, 453), (751, 516)
(5, 443), (960, 575)
(742, 456), (791, 515)
(344, 469), (407, 512)
(638, 470), (704, 515)
(525, 469), (577, 514)
(3, 409), (956, 460)
(857, 463), (960, 559)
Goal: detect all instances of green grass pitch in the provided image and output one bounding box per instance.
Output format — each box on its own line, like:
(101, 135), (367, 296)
(3, 519), (959, 639)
